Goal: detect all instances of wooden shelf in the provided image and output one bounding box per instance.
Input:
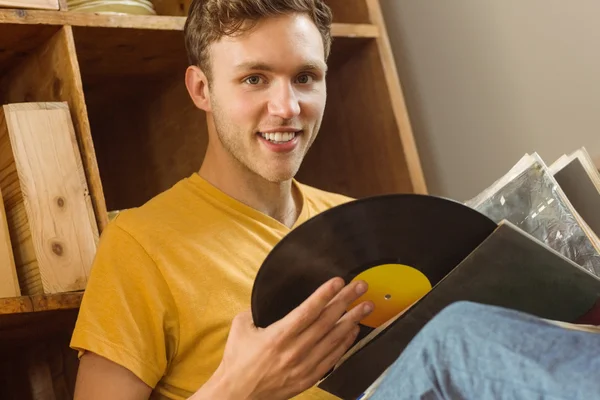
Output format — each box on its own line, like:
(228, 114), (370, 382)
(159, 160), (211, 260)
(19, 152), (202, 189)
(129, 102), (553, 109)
(0, 9), (379, 37)
(0, 0), (428, 397)
(0, 292), (82, 315)
(0, 292), (81, 348)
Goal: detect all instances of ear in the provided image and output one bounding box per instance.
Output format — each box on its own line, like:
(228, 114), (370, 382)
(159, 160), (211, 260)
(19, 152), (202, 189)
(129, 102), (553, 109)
(185, 65), (212, 112)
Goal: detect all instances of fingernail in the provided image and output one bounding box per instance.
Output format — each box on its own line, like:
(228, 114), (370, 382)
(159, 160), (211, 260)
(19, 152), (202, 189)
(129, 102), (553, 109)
(363, 303), (373, 314)
(333, 278), (344, 291)
(356, 281), (368, 295)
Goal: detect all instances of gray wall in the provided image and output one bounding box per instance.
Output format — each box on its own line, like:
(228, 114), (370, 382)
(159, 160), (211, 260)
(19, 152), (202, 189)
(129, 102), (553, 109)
(379, 0), (600, 201)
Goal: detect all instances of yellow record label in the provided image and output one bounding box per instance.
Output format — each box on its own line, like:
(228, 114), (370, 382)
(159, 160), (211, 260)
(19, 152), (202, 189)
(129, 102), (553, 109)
(348, 263), (432, 328)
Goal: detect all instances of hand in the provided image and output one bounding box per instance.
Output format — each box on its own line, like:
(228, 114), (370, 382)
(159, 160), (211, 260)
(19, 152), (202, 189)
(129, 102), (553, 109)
(194, 277), (374, 400)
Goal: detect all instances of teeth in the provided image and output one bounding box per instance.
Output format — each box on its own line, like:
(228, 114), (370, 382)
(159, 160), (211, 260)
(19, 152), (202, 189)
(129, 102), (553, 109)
(260, 131), (297, 143)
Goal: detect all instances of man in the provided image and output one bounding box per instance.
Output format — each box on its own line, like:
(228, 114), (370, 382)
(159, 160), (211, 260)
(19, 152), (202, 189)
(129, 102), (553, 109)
(70, 0), (374, 399)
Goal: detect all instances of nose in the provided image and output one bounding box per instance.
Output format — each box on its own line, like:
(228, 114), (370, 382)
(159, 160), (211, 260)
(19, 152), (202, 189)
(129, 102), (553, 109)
(267, 81), (300, 119)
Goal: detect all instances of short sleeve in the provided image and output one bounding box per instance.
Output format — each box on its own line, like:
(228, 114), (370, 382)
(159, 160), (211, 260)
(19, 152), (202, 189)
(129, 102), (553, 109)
(70, 220), (179, 388)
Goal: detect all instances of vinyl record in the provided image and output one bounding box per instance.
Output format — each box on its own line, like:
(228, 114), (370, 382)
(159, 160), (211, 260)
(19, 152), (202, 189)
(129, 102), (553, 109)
(251, 194), (498, 329)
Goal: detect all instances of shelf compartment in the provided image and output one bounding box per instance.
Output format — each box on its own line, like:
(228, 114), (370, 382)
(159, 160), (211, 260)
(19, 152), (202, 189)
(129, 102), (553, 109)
(0, 22), (109, 236)
(297, 37), (416, 197)
(0, 293), (80, 399)
(72, 25), (196, 210)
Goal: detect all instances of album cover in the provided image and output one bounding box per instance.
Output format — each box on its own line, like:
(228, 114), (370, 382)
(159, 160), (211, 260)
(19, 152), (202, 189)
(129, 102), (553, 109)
(466, 152), (600, 277)
(317, 220), (600, 399)
(550, 148), (600, 240)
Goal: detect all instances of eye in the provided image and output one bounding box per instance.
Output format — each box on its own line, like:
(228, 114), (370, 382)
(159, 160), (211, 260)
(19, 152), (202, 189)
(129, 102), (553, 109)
(244, 75), (264, 85)
(296, 74), (314, 84)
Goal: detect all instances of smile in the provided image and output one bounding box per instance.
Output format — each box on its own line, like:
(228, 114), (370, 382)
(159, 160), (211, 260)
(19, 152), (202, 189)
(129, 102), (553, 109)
(259, 131), (300, 144)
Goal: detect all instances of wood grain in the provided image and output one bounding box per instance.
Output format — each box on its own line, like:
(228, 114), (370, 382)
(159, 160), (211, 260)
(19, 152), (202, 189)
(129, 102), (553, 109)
(0, 292), (82, 315)
(0, 106), (40, 295)
(0, 0), (58, 10)
(0, 25), (109, 232)
(0, 103), (98, 294)
(0, 187), (20, 298)
(0, 24), (60, 79)
(0, 8), (185, 29)
(0, 9), (378, 38)
(365, 0), (428, 194)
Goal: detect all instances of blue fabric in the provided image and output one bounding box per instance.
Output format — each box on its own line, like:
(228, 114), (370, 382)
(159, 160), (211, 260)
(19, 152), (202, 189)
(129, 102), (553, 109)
(367, 301), (600, 400)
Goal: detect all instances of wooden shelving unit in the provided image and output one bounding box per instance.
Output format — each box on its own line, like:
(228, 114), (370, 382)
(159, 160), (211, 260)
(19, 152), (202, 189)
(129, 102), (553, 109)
(0, 0), (427, 397)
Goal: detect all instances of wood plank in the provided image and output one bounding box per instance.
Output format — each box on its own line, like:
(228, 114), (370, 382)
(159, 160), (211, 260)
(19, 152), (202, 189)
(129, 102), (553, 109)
(0, 187), (20, 298)
(365, 0), (428, 194)
(0, 25), (109, 233)
(0, 9), (378, 38)
(0, 8), (185, 29)
(56, 26), (108, 232)
(331, 23), (378, 38)
(0, 103), (98, 294)
(0, 105), (40, 295)
(0, 0), (58, 10)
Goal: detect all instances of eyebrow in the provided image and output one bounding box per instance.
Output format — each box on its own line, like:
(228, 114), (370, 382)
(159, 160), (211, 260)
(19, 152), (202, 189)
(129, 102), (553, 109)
(234, 61), (328, 73)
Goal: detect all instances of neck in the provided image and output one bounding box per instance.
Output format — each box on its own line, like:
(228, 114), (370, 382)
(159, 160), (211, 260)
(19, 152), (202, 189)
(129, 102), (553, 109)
(198, 143), (301, 228)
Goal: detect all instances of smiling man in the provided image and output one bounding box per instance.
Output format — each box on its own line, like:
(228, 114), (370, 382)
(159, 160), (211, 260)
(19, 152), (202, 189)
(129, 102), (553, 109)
(69, 1), (374, 399)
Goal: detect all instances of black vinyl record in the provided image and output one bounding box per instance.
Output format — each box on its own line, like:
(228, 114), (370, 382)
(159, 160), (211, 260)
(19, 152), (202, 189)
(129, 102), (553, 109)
(251, 193), (498, 329)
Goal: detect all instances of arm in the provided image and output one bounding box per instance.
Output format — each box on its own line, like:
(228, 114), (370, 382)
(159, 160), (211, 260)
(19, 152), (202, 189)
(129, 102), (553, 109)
(74, 352), (152, 400)
(74, 277), (373, 400)
(73, 352), (232, 400)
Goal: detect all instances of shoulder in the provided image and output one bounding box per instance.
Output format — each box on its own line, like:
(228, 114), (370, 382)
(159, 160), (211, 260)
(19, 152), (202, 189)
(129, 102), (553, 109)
(111, 175), (199, 229)
(103, 176), (203, 249)
(296, 181), (355, 213)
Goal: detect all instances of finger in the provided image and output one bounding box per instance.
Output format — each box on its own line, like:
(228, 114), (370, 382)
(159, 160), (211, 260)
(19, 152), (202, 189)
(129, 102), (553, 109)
(274, 277), (346, 335)
(298, 280), (369, 342)
(307, 324), (361, 385)
(336, 299), (374, 327)
(291, 297), (373, 371)
(309, 300), (373, 360)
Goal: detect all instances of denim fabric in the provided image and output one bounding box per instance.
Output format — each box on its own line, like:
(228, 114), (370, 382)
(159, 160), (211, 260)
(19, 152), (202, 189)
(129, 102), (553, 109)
(367, 301), (600, 400)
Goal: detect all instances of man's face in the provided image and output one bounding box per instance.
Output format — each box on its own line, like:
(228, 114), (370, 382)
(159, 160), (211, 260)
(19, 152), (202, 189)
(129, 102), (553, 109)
(206, 13), (327, 183)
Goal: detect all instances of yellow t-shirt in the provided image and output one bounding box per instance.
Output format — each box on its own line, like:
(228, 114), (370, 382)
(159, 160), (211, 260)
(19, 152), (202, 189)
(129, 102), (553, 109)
(70, 173), (353, 400)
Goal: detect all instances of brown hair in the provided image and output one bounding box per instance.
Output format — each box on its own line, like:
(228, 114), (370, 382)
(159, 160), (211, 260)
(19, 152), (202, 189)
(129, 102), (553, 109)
(184, 0), (333, 79)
